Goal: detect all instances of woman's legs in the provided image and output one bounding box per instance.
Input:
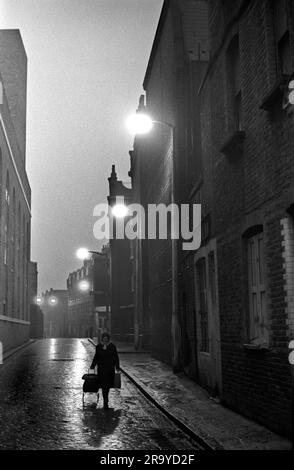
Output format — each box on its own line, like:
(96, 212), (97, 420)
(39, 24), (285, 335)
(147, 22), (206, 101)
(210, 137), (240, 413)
(102, 388), (110, 409)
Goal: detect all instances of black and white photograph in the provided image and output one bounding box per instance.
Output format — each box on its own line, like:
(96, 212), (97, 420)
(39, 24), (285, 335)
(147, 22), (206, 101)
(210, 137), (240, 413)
(0, 0), (293, 459)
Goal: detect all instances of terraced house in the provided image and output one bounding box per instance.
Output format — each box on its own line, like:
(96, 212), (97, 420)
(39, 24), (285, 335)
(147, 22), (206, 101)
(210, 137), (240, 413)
(129, 0), (294, 438)
(198, 0), (294, 437)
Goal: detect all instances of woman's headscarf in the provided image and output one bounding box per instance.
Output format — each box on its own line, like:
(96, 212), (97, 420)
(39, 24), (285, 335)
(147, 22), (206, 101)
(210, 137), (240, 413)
(101, 332), (110, 342)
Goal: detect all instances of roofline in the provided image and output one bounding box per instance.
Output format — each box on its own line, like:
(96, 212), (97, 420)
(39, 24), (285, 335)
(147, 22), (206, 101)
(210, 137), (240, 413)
(143, 0), (171, 90)
(0, 29), (28, 61)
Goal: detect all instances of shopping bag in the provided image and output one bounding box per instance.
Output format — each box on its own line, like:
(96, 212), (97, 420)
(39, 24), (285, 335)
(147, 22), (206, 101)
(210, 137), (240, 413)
(113, 372), (121, 388)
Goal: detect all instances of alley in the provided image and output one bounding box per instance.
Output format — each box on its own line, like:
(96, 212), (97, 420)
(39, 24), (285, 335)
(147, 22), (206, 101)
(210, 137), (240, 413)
(0, 339), (198, 450)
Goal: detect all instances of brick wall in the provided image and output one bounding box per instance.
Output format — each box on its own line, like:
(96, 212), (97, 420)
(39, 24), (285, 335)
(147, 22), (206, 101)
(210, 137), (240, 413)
(199, 0), (294, 436)
(143, 6), (176, 364)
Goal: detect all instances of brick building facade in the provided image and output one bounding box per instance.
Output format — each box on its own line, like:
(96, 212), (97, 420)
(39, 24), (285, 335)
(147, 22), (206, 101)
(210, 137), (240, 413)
(198, 0), (294, 437)
(127, 0), (294, 437)
(67, 248), (110, 339)
(107, 165), (134, 343)
(129, 0), (209, 369)
(0, 30), (31, 353)
(67, 259), (95, 338)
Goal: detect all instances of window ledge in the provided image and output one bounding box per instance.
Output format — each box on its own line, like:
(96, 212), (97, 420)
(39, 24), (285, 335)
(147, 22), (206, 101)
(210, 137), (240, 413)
(243, 343), (269, 351)
(259, 74), (291, 111)
(220, 130), (245, 157)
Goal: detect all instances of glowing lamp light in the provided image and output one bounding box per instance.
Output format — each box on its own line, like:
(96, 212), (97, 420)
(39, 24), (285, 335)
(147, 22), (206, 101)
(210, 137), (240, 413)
(76, 247), (90, 260)
(35, 296), (42, 305)
(79, 280), (90, 291)
(112, 204), (128, 218)
(126, 113), (153, 135)
(49, 296), (57, 306)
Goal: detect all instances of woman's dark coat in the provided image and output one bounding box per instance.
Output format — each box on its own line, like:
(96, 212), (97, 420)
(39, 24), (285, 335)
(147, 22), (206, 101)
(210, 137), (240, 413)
(90, 342), (120, 389)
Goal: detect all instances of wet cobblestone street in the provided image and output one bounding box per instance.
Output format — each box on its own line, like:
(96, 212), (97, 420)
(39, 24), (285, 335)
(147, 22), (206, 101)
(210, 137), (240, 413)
(0, 339), (199, 450)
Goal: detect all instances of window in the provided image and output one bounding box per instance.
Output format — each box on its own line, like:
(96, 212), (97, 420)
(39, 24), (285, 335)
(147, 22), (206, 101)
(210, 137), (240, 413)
(4, 223), (8, 265)
(0, 149), (2, 220)
(17, 204), (21, 317)
(247, 230), (268, 344)
(22, 215), (26, 320)
(274, 0), (292, 76)
(227, 35), (242, 131)
(4, 174), (10, 267)
(196, 257), (209, 352)
(5, 171), (9, 204)
(278, 32), (292, 75)
(26, 222), (30, 261)
(5, 264), (8, 314)
(208, 251), (216, 305)
(12, 190), (16, 315)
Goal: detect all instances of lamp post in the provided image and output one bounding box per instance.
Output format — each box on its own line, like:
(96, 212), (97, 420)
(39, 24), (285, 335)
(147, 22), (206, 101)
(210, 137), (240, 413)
(127, 113), (180, 371)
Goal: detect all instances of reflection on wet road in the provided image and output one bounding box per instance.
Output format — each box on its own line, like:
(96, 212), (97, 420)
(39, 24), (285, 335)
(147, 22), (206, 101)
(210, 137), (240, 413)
(0, 339), (198, 450)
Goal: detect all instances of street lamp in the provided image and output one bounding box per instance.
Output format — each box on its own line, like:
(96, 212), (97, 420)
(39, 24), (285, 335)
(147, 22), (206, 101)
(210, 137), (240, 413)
(126, 112), (180, 370)
(79, 280), (90, 291)
(112, 203), (128, 218)
(76, 247), (90, 260)
(49, 296), (57, 306)
(126, 113), (153, 135)
(35, 296), (43, 305)
(76, 247), (107, 260)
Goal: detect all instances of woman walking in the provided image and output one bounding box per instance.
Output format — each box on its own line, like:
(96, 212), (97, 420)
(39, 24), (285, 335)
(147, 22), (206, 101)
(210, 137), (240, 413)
(90, 332), (120, 409)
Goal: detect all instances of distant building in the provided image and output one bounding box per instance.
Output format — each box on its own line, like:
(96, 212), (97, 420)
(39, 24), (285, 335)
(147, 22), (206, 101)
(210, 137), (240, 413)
(67, 246), (110, 339)
(67, 260), (95, 338)
(28, 261), (43, 339)
(42, 289), (68, 338)
(0, 30), (31, 353)
(92, 245), (111, 340)
(107, 165), (134, 343)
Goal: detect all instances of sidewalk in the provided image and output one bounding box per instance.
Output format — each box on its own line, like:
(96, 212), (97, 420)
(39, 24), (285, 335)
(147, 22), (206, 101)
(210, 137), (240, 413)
(2, 339), (35, 362)
(114, 343), (292, 450)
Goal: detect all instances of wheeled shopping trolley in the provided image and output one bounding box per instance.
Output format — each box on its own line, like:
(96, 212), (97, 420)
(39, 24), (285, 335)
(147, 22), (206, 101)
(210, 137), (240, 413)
(82, 369), (99, 407)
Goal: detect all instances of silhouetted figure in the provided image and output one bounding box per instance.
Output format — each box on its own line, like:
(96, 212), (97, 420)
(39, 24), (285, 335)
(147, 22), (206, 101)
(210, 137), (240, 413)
(90, 332), (120, 409)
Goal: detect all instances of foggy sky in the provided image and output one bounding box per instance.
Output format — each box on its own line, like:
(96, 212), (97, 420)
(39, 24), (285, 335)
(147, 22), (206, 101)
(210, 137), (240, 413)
(0, 0), (163, 293)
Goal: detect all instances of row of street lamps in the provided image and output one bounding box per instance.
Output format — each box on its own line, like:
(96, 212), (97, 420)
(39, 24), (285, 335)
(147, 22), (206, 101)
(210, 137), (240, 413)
(35, 248), (103, 305)
(35, 295), (57, 306)
(34, 112), (179, 367)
